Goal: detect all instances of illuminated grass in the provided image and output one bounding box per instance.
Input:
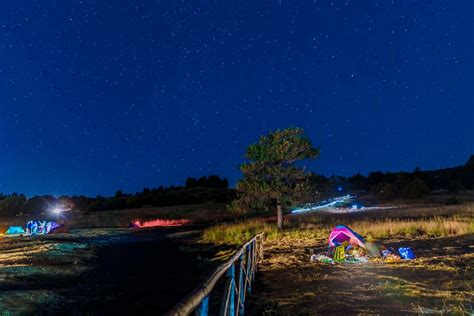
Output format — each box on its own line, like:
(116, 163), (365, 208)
(237, 204), (474, 315)
(202, 220), (278, 245)
(349, 216), (473, 240)
(203, 204), (474, 245)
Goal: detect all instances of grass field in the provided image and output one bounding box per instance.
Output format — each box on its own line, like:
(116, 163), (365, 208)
(203, 203), (474, 245)
(0, 226), (221, 314)
(0, 200), (472, 314)
(203, 203), (474, 314)
(247, 234), (473, 315)
(0, 202), (234, 233)
(0, 202), (241, 313)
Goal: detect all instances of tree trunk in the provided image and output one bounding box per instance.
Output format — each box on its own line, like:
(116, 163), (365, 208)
(276, 201), (283, 229)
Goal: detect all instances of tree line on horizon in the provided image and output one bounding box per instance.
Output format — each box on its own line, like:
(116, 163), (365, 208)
(0, 162), (471, 219)
(318, 155), (474, 199)
(0, 127), (472, 221)
(228, 127), (473, 228)
(0, 175), (231, 217)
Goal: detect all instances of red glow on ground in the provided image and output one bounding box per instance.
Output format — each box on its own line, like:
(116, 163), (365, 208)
(133, 219), (192, 228)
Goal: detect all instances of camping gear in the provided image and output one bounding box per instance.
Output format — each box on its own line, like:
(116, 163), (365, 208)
(326, 246), (335, 257)
(328, 225), (366, 248)
(398, 247), (415, 260)
(334, 246), (346, 262)
(313, 224), (415, 264)
(346, 245), (366, 257)
(311, 254), (334, 264)
(47, 224), (68, 234)
(129, 221), (140, 228)
(345, 256), (368, 264)
(5, 226), (25, 235)
(364, 241), (381, 257)
(385, 253), (402, 262)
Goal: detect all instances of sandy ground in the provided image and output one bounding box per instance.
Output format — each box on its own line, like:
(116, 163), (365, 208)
(247, 234), (474, 315)
(0, 227), (215, 314)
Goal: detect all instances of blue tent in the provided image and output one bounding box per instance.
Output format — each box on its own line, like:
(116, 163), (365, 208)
(5, 226), (25, 235)
(26, 221), (62, 235)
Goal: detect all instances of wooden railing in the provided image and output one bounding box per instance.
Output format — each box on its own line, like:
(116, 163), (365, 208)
(166, 233), (265, 316)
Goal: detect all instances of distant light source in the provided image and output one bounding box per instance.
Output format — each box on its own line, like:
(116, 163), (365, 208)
(51, 208), (62, 214)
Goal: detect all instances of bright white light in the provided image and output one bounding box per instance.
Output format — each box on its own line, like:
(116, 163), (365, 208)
(51, 208), (62, 214)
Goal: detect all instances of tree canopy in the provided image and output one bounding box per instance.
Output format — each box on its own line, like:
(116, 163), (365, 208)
(231, 127), (320, 228)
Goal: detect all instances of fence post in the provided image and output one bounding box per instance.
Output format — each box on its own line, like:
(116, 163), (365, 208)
(195, 296), (209, 316)
(165, 233), (264, 316)
(228, 263), (235, 316)
(238, 253), (245, 316)
(246, 243), (252, 295)
(252, 239), (257, 280)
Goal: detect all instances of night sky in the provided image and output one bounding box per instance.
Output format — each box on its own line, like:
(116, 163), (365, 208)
(0, 1), (473, 196)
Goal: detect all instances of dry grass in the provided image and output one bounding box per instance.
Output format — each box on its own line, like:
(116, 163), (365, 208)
(203, 203), (474, 245)
(203, 219), (278, 245)
(347, 216), (473, 240)
(246, 229), (474, 315)
(203, 203), (474, 314)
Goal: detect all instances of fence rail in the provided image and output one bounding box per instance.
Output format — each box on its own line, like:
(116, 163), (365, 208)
(166, 233), (265, 316)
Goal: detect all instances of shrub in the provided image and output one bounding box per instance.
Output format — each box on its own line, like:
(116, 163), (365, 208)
(445, 197), (461, 205)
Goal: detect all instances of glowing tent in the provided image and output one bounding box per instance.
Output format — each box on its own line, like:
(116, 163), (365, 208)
(26, 221), (62, 235)
(5, 226), (25, 235)
(328, 225), (366, 248)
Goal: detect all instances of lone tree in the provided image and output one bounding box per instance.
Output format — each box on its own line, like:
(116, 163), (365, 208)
(232, 127), (319, 229)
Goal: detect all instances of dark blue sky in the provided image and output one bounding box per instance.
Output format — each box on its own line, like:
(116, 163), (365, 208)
(0, 1), (473, 196)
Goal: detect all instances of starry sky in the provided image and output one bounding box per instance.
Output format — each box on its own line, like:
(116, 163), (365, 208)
(0, 1), (473, 196)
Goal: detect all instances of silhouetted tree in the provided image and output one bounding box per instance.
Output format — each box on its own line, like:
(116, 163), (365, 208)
(231, 127), (319, 229)
(0, 194), (27, 216)
(447, 180), (464, 193)
(185, 177), (198, 188)
(126, 196), (142, 208)
(404, 178), (429, 199)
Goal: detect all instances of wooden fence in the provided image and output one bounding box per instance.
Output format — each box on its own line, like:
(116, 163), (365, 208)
(166, 233), (265, 316)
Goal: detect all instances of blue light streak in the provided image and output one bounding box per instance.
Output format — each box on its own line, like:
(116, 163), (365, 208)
(292, 194), (356, 214)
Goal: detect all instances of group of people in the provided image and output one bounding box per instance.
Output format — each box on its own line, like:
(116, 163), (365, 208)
(25, 220), (59, 235)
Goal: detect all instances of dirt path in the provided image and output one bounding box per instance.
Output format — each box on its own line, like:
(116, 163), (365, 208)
(0, 227), (215, 314)
(54, 228), (212, 314)
(247, 235), (473, 315)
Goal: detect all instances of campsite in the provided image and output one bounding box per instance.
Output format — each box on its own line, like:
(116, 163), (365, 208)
(248, 233), (472, 314)
(0, 157), (472, 314)
(0, 224), (215, 313)
(0, 203), (230, 313)
(245, 204), (474, 314)
(0, 194), (472, 314)
(1, 1), (473, 314)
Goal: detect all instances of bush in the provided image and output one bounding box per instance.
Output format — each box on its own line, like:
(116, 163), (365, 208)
(445, 197), (461, 205)
(403, 178), (429, 199)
